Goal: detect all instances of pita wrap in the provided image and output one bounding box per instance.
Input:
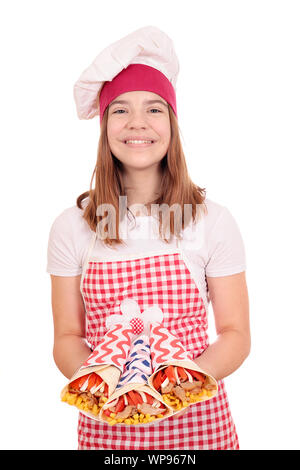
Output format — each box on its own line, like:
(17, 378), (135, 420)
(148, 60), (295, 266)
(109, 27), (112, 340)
(99, 335), (173, 425)
(148, 322), (218, 413)
(60, 316), (138, 420)
(61, 363), (120, 420)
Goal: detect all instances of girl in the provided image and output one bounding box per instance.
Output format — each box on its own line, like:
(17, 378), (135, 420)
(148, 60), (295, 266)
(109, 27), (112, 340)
(47, 26), (250, 450)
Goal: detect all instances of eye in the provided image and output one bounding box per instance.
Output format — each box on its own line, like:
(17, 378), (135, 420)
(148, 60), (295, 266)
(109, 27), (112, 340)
(112, 108), (162, 114)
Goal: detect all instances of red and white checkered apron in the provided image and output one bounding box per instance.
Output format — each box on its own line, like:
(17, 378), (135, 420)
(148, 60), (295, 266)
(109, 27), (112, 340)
(78, 231), (239, 450)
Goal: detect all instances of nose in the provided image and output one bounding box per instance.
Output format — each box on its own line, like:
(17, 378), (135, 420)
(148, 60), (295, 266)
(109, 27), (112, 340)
(126, 110), (148, 128)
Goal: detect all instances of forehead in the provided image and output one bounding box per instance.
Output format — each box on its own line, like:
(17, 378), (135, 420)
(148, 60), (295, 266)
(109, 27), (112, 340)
(109, 90), (168, 106)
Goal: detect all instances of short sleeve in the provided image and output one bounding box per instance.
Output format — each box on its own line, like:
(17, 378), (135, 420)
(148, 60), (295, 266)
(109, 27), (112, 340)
(205, 207), (246, 277)
(46, 209), (82, 276)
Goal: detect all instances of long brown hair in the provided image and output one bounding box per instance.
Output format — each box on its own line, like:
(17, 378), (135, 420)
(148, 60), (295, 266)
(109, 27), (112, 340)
(76, 105), (207, 247)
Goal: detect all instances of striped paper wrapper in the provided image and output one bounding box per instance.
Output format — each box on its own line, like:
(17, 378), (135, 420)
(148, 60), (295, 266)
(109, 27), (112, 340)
(149, 322), (194, 371)
(81, 323), (135, 373)
(116, 335), (152, 388)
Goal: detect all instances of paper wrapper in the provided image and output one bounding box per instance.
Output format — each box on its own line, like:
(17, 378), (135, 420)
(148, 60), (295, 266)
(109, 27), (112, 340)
(149, 322), (195, 368)
(148, 322), (218, 412)
(60, 322), (136, 420)
(81, 323), (135, 372)
(99, 335), (173, 425)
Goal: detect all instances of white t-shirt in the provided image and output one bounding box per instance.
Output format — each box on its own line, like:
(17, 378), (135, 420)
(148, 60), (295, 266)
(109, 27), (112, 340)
(46, 198), (246, 312)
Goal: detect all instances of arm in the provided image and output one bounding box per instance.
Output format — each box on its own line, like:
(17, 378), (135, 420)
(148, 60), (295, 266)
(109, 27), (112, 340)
(51, 274), (92, 380)
(194, 271), (250, 381)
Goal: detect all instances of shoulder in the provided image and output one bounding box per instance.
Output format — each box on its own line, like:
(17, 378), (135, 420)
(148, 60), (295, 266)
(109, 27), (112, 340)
(46, 199), (93, 276)
(200, 197), (243, 235)
(202, 198), (246, 276)
(183, 197), (244, 251)
(198, 198), (244, 249)
(201, 198), (227, 225)
(189, 197), (228, 236)
(49, 199), (91, 235)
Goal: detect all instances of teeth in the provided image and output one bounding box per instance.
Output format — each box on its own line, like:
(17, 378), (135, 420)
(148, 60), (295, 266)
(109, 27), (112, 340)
(125, 140), (153, 144)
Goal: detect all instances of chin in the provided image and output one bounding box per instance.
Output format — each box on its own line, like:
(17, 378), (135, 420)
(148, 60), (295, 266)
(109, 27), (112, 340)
(127, 163), (159, 171)
(120, 155), (163, 166)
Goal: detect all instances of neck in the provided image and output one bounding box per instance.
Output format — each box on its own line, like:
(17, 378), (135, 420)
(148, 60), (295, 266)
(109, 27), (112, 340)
(122, 166), (162, 212)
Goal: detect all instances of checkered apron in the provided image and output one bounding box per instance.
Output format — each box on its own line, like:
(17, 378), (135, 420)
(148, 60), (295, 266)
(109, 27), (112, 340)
(77, 231), (239, 450)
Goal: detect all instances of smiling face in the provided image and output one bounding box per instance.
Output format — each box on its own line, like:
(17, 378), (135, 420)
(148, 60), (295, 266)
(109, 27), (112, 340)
(106, 91), (171, 172)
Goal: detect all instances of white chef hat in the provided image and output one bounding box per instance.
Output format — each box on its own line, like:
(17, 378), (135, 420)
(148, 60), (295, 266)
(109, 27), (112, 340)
(73, 26), (180, 123)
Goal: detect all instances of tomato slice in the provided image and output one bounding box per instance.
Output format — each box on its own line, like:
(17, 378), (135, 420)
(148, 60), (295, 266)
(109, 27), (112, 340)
(103, 409), (112, 417)
(189, 369), (206, 383)
(95, 374), (103, 387)
(69, 374), (89, 390)
(135, 392), (144, 404)
(87, 373), (98, 390)
(128, 390), (143, 405)
(153, 369), (165, 390)
(126, 393), (135, 406)
(177, 367), (188, 381)
(144, 393), (155, 405)
(128, 390), (139, 405)
(164, 365), (176, 383)
(115, 396), (125, 413)
(104, 383), (109, 397)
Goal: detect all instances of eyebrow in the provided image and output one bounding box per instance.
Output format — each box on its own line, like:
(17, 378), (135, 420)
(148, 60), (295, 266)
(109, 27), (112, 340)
(109, 99), (168, 108)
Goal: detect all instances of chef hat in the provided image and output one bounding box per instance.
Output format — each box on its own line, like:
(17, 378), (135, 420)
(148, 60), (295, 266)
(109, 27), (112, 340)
(73, 26), (179, 123)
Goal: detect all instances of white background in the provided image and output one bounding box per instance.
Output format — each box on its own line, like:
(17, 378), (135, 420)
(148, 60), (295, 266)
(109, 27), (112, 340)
(0, 0), (299, 450)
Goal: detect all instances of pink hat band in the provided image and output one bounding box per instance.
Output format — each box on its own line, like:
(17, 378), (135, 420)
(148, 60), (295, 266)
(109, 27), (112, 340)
(99, 63), (177, 123)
